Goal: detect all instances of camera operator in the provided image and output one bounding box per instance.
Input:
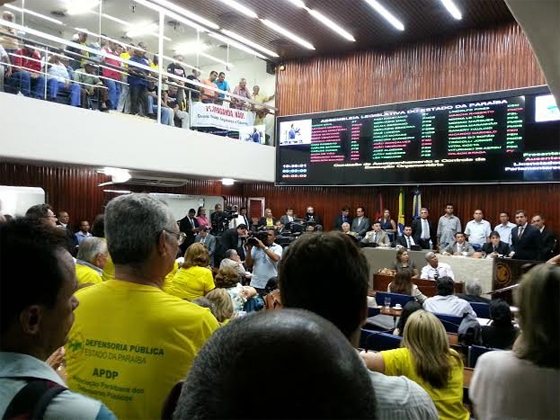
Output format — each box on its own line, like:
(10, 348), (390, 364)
(245, 229), (282, 297)
(216, 224), (248, 267)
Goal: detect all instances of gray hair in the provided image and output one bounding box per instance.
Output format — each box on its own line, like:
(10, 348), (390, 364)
(425, 251), (436, 261)
(77, 237), (107, 264)
(105, 194), (176, 266)
(341, 222), (350, 228)
(225, 249), (238, 259)
(465, 279), (482, 296)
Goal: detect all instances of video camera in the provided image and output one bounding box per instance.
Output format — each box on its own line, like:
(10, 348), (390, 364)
(246, 230), (269, 247)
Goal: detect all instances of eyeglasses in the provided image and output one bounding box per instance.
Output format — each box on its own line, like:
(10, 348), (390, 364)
(164, 230), (186, 246)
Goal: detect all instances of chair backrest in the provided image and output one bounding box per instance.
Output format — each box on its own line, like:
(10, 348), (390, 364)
(360, 329), (403, 352)
(469, 302), (490, 319)
(468, 345), (499, 368)
(433, 313), (464, 333)
(375, 291), (414, 307)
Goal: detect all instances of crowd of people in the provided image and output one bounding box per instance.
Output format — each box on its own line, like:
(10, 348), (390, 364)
(1, 193), (558, 419)
(0, 16), (273, 139)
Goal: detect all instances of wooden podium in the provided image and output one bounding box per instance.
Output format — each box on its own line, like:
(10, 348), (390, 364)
(492, 258), (538, 304)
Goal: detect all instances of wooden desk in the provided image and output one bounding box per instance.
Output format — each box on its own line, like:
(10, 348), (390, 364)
(372, 275), (464, 297)
(464, 367), (474, 389)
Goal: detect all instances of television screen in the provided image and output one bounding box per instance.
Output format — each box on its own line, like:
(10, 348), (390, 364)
(276, 86), (560, 185)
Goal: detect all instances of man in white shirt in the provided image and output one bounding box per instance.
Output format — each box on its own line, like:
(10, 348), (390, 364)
(47, 55), (81, 106)
(464, 209), (492, 250)
(423, 277), (476, 317)
(420, 252), (455, 280)
(245, 229), (283, 296)
(494, 212), (516, 245)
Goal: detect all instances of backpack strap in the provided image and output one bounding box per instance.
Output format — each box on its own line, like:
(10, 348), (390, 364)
(3, 379), (67, 420)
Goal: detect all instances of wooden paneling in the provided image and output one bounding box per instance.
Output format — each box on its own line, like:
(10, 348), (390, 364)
(276, 24), (545, 116)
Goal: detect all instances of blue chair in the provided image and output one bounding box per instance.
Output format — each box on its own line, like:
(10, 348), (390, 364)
(360, 329), (402, 351)
(433, 313), (463, 333)
(468, 345), (500, 368)
(469, 302), (490, 319)
(375, 292), (414, 308)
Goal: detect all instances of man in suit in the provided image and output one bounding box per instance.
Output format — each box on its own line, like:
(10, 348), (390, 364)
(531, 214), (558, 260)
(279, 207), (296, 226)
(509, 210), (543, 261)
(217, 224), (249, 266)
(195, 226), (216, 267)
(481, 231), (510, 258)
(333, 206), (352, 231)
(178, 208), (199, 253)
(396, 225), (417, 249)
(443, 232), (475, 256)
(411, 207), (436, 249)
(303, 206), (322, 227)
(361, 222), (390, 247)
(351, 207), (370, 238)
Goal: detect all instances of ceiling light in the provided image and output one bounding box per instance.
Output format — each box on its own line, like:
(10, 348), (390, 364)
(102, 13), (129, 26)
(440, 0), (462, 20)
(146, 0), (220, 30)
(218, 0), (258, 19)
(103, 190), (131, 194)
(199, 52), (234, 68)
(126, 23), (158, 38)
(209, 32), (267, 59)
(364, 0), (405, 31)
(307, 9), (355, 42)
(175, 41), (209, 54)
(100, 167), (131, 183)
(287, 0), (306, 7)
(221, 29), (279, 57)
(260, 18), (315, 50)
(133, 0), (211, 32)
(66, 0), (99, 16)
(5, 5), (64, 25)
(221, 178), (235, 186)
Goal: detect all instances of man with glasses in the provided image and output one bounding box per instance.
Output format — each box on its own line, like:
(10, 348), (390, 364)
(65, 194), (218, 419)
(25, 204), (58, 228)
(245, 229), (282, 297)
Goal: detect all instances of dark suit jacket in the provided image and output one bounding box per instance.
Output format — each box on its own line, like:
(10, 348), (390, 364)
(511, 224), (543, 261)
(351, 217), (370, 237)
(481, 241), (510, 256)
(179, 216), (199, 252)
(279, 215), (296, 226)
(541, 227), (558, 260)
(333, 215), (353, 231)
(395, 235), (418, 249)
(303, 214), (322, 227)
(219, 228), (245, 260)
(411, 218), (436, 249)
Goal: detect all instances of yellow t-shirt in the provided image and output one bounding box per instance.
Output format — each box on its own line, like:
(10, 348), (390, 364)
(65, 280), (219, 420)
(381, 347), (469, 420)
(75, 264), (102, 287)
(164, 266), (215, 301)
(162, 261), (179, 290)
(101, 253), (115, 282)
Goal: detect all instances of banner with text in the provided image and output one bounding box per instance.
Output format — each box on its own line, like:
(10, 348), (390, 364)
(190, 102), (255, 131)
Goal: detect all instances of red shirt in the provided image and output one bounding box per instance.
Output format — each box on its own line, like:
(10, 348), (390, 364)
(101, 46), (121, 80)
(14, 48), (41, 73)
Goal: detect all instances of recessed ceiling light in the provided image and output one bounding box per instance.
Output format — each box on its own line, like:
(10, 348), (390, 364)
(364, 0), (405, 31)
(144, 0), (219, 30)
(221, 29), (279, 57)
(209, 32), (267, 59)
(440, 0), (462, 20)
(222, 178), (235, 186)
(217, 0), (258, 19)
(5, 5), (64, 25)
(260, 18), (315, 50)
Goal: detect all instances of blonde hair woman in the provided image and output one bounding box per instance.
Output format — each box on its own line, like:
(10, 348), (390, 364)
(363, 310), (468, 420)
(164, 243), (214, 300)
(205, 288), (234, 325)
(470, 264), (559, 419)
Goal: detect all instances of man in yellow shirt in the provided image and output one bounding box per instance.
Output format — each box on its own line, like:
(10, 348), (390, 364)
(75, 237), (108, 288)
(65, 194), (219, 419)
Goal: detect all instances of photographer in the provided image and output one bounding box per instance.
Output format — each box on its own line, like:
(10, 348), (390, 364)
(246, 229), (283, 297)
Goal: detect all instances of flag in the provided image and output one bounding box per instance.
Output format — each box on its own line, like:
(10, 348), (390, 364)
(412, 188), (422, 219)
(397, 188), (405, 236)
(374, 190), (384, 221)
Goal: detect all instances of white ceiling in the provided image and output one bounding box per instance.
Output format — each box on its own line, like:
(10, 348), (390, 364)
(3, 0), (261, 69)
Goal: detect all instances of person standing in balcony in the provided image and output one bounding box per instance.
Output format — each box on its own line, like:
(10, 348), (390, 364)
(214, 71), (230, 106)
(232, 77), (252, 109)
(101, 40), (122, 110)
(117, 43), (134, 114)
(127, 44), (150, 117)
(201, 70), (218, 103)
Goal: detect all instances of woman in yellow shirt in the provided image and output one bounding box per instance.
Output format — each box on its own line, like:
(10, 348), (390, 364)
(363, 310), (469, 420)
(165, 243), (215, 300)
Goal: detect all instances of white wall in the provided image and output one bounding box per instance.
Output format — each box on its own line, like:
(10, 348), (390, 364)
(0, 186), (45, 217)
(0, 92), (275, 182)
